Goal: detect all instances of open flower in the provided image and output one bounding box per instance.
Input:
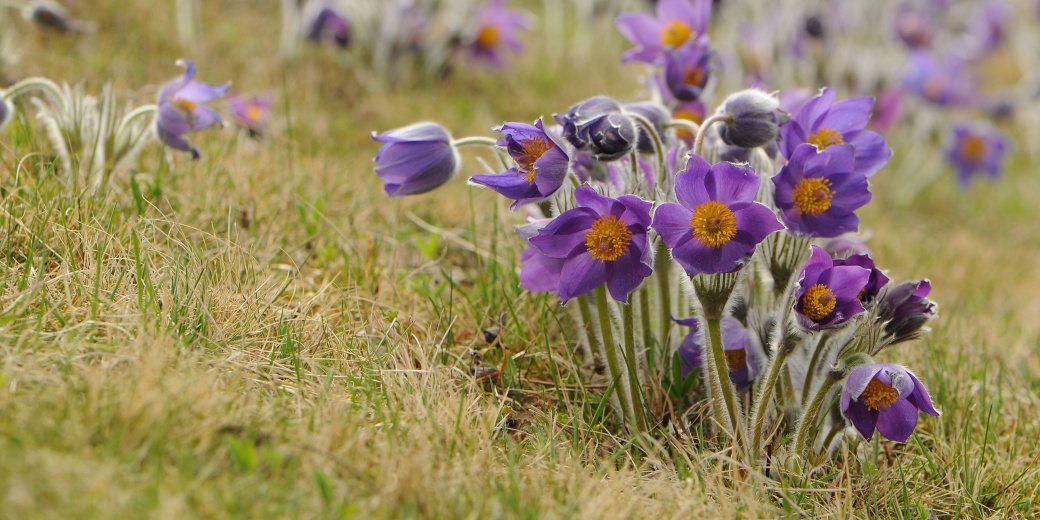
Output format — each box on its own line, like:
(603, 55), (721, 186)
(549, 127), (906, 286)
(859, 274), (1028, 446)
(662, 40), (714, 102)
(615, 0), (712, 64)
(794, 245), (870, 330)
(372, 122), (460, 197)
(902, 51), (973, 106)
(469, 118), (570, 209)
(945, 123), (1009, 188)
(772, 143), (871, 238)
(841, 363), (940, 442)
(155, 60), (230, 159)
(516, 219), (564, 294)
(228, 93), (273, 136)
(467, 0), (527, 66)
(652, 155), (783, 275)
(529, 187), (652, 303)
(779, 87), (891, 177)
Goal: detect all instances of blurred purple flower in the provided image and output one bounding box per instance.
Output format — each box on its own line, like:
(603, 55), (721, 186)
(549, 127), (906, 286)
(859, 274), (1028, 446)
(155, 60), (230, 159)
(945, 123), (1009, 188)
(0, 96), (13, 131)
(869, 87), (904, 134)
(822, 234), (872, 258)
(528, 187), (653, 303)
(780, 87), (892, 177)
(672, 101), (706, 143)
(673, 316), (703, 379)
(662, 40), (714, 102)
(902, 51), (973, 106)
(228, 93), (273, 136)
(372, 122), (460, 197)
(841, 363), (940, 442)
(470, 118), (570, 209)
(301, 1), (351, 48)
(894, 6), (935, 49)
(616, 0), (712, 64)
(793, 245), (870, 330)
(624, 102), (671, 154)
(773, 144), (871, 238)
(652, 154), (783, 275)
(468, 0), (527, 66)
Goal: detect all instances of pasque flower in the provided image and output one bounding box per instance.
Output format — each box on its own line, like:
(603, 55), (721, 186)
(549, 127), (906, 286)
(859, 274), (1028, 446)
(155, 60), (231, 159)
(902, 51), (973, 106)
(623, 102), (671, 154)
(652, 155), (783, 275)
(529, 187), (652, 303)
(833, 253), (889, 303)
(672, 316), (760, 391)
(945, 123), (1009, 188)
(228, 93), (273, 136)
(372, 122), (460, 197)
(555, 96), (638, 161)
(793, 245), (870, 330)
(879, 279), (937, 343)
(301, 0), (351, 48)
(773, 144), (871, 238)
(616, 0), (712, 64)
(662, 40), (714, 102)
(468, 0), (527, 66)
(516, 219), (564, 294)
(841, 363), (940, 442)
(470, 118), (570, 209)
(715, 89), (788, 149)
(779, 87), (891, 177)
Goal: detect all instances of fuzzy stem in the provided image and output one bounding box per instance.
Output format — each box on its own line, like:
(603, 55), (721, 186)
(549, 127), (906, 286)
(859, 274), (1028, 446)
(639, 285), (655, 371)
(575, 295), (600, 367)
(705, 316), (741, 439)
(801, 333), (830, 405)
(622, 303), (648, 433)
(655, 241), (672, 353)
(692, 114), (731, 158)
(750, 347), (788, 458)
(664, 119), (700, 136)
(116, 105), (158, 136)
(794, 375), (840, 459)
(451, 136), (499, 148)
(595, 286), (634, 429)
(2, 77), (65, 104)
(627, 113), (667, 188)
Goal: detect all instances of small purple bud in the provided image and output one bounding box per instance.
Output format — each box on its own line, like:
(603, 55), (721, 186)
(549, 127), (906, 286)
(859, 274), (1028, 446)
(554, 96), (638, 161)
(372, 122), (460, 197)
(715, 89), (788, 149)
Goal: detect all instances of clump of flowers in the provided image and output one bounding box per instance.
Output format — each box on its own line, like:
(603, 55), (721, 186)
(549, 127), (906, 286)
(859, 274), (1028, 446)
(371, 0), (941, 476)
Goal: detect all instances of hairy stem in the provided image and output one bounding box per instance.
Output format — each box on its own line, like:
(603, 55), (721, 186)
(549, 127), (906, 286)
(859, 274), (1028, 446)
(622, 303), (648, 433)
(595, 286), (634, 429)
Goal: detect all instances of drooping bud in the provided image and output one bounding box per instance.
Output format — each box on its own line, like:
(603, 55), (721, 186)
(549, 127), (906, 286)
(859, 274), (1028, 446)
(554, 96), (638, 161)
(372, 122), (460, 197)
(878, 280), (937, 344)
(715, 89), (788, 149)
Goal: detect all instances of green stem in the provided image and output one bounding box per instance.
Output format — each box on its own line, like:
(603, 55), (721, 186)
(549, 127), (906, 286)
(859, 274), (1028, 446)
(622, 303), (647, 433)
(664, 119), (700, 136)
(627, 113), (667, 189)
(639, 286), (655, 372)
(801, 333), (830, 405)
(692, 114), (731, 158)
(794, 376), (840, 459)
(576, 295), (601, 366)
(750, 348), (788, 458)
(116, 104), (158, 137)
(655, 241), (672, 353)
(451, 136), (499, 148)
(595, 286), (634, 429)
(2, 77), (65, 104)
(705, 316), (741, 439)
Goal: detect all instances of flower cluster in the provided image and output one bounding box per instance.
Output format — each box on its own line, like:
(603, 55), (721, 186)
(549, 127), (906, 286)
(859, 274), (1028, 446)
(371, 0), (943, 473)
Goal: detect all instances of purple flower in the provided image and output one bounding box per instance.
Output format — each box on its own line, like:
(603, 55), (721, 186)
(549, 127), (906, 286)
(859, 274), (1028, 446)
(516, 219), (564, 294)
(652, 155), (783, 275)
(822, 234), (872, 258)
(672, 101), (706, 143)
(662, 40), (714, 102)
(155, 60), (230, 159)
(841, 363), (940, 442)
(879, 279), (937, 343)
(616, 0), (712, 64)
(470, 118), (570, 209)
(529, 187), (652, 303)
(945, 123), (1009, 188)
(793, 245), (870, 330)
(779, 87), (892, 177)
(468, 0), (527, 66)
(833, 254), (889, 303)
(372, 122), (460, 197)
(902, 51), (973, 106)
(228, 93), (273, 135)
(772, 144), (871, 238)
(869, 87), (904, 134)
(894, 7), (935, 49)
(672, 317), (761, 391)
(554, 96), (638, 161)
(301, 1), (351, 48)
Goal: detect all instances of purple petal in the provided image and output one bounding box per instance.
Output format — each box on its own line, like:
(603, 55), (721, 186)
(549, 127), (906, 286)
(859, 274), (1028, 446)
(904, 369), (941, 417)
(734, 202), (783, 243)
(844, 364), (885, 401)
(844, 400), (880, 440)
(876, 399), (919, 442)
(710, 162), (761, 208)
(520, 247), (564, 293)
(605, 249), (653, 301)
(674, 154), (712, 208)
(819, 96), (874, 135)
(651, 203), (694, 248)
(559, 253), (607, 303)
(845, 130), (892, 177)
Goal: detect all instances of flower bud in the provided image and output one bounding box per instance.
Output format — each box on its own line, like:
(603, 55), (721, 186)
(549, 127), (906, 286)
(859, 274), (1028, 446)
(372, 122), (460, 197)
(715, 89), (788, 149)
(554, 96), (638, 161)
(878, 280), (937, 344)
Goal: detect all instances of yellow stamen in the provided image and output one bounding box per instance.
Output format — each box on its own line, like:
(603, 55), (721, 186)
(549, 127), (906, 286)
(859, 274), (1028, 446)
(516, 137), (553, 185)
(172, 98), (197, 115)
(801, 283), (837, 321)
(860, 377), (899, 411)
(791, 177), (834, 216)
(246, 106), (264, 123)
(585, 215), (633, 262)
(959, 135), (987, 164)
(684, 65), (705, 88)
(689, 200), (737, 248)
(806, 128), (845, 150)
(725, 349), (746, 373)
(660, 20), (694, 48)
(476, 25), (500, 50)
(673, 109), (703, 142)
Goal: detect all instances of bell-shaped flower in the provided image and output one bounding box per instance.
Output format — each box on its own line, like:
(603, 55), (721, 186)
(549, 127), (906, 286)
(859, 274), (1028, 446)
(841, 363), (940, 442)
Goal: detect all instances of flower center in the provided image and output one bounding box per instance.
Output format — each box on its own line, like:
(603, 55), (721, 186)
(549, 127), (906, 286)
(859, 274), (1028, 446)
(801, 283), (837, 321)
(806, 128), (845, 150)
(172, 98), (197, 115)
(660, 20), (694, 48)
(791, 177), (834, 216)
(959, 135), (987, 164)
(516, 137), (553, 184)
(860, 377), (899, 411)
(476, 25), (500, 50)
(246, 106), (264, 123)
(689, 200), (737, 248)
(725, 349), (746, 373)
(684, 65), (706, 88)
(585, 215), (633, 262)
(673, 109), (703, 142)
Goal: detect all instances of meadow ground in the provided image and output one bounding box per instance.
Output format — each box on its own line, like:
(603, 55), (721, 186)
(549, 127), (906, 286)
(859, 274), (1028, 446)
(1, 1), (1039, 518)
